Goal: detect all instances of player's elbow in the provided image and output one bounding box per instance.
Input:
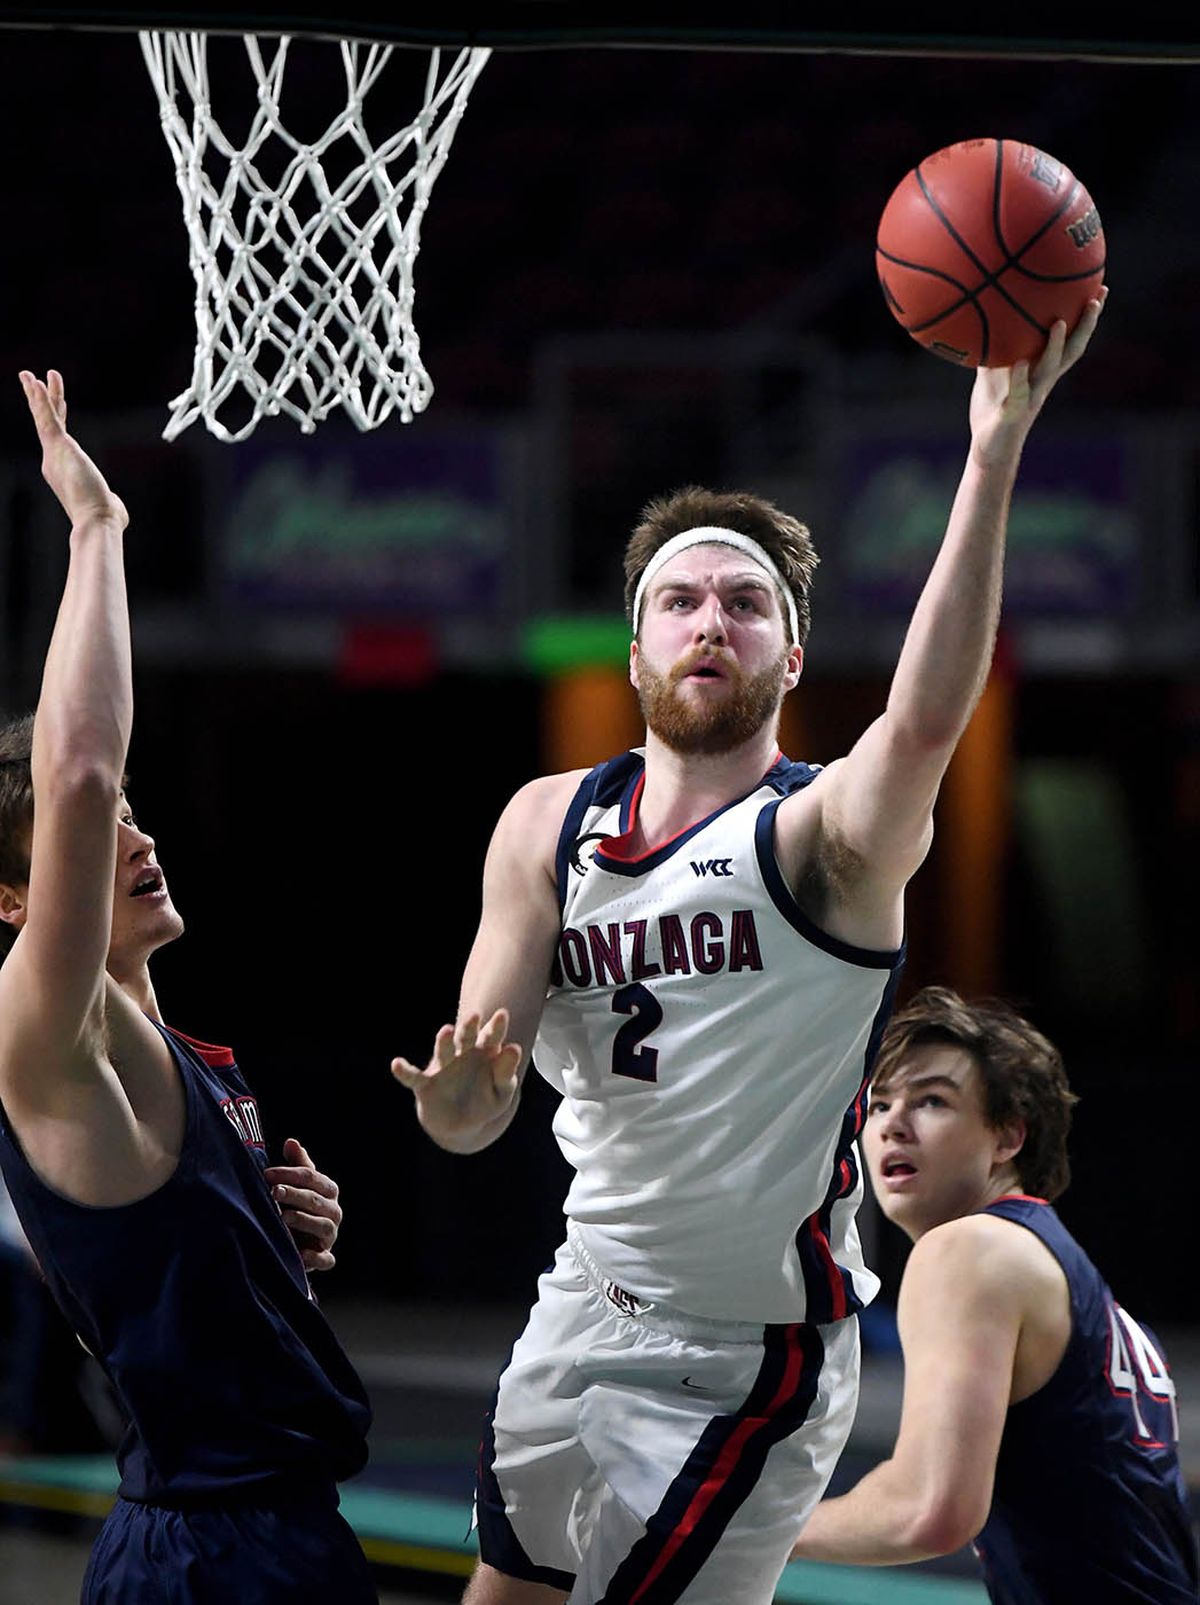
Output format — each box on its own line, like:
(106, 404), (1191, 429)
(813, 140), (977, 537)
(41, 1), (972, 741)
(35, 754), (124, 814)
(33, 711), (128, 797)
(905, 1490), (987, 1558)
(886, 708), (967, 761)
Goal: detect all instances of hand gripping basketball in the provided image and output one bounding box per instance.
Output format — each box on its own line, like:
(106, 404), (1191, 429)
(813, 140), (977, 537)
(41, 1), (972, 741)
(968, 288), (1106, 466)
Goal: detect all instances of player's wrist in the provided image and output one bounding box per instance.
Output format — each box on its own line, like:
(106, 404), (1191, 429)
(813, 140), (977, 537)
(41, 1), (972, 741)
(416, 1096), (492, 1150)
(967, 429), (1026, 476)
(69, 508), (127, 543)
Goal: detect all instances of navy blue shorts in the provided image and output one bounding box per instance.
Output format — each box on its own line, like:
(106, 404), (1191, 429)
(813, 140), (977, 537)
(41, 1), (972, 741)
(81, 1490), (378, 1604)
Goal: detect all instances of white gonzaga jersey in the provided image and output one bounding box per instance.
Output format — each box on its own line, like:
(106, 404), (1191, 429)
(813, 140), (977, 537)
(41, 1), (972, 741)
(535, 750), (904, 1324)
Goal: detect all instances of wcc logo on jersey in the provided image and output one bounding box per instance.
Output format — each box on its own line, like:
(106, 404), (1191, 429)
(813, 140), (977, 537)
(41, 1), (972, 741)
(691, 857), (733, 877)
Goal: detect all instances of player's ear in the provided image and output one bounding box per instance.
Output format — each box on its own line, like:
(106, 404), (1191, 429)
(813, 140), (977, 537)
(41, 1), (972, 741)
(995, 1119), (1026, 1170)
(629, 637), (640, 690)
(785, 644), (804, 690)
(0, 882), (29, 931)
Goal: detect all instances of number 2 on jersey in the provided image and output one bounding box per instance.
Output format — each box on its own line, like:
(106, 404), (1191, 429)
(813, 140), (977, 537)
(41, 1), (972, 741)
(610, 983), (662, 1083)
(1106, 1302), (1180, 1444)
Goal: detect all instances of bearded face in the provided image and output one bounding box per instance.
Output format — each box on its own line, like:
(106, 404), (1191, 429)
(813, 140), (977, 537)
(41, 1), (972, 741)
(636, 643), (790, 756)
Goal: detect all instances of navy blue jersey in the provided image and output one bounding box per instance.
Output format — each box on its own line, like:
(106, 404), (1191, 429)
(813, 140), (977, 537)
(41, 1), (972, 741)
(0, 1023), (371, 1505)
(975, 1196), (1198, 1604)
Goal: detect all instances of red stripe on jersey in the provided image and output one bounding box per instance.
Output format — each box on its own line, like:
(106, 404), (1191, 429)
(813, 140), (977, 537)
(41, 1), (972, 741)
(627, 1325), (806, 1603)
(598, 753), (788, 866)
(599, 773), (704, 865)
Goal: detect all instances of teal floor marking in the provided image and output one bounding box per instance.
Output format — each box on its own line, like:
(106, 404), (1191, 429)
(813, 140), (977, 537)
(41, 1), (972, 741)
(775, 1560), (986, 1604)
(340, 1486), (477, 1548)
(0, 1456), (116, 1495)
(2, 1457), (988, 1602)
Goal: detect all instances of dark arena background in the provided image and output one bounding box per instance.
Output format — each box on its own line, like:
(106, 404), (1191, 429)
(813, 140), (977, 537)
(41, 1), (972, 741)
(0, 11), (1196, 1602)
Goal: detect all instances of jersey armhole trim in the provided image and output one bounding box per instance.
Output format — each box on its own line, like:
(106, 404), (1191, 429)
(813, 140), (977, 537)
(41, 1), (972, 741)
(753, 799), (904, 971)
(982, 1199), (1080, 1402)
(555, 760), (614, 911)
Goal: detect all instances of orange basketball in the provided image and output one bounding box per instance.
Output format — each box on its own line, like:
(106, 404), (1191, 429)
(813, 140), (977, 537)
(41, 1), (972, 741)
(876, 138), (1105, 368)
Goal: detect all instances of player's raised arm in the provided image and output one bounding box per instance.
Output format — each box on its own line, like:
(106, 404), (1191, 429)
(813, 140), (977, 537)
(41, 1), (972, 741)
(791, 1215), (1022, 1564)
(391, 771), (575, 1154)
(786, 296), (1105, 936)
(0, 373), (132, 1093)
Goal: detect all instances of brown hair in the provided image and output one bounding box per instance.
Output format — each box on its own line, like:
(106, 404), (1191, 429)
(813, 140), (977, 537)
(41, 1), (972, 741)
(0, 714), (35, 959)
(623, 487), (819, 647)
(872, 985), (1079, 1201)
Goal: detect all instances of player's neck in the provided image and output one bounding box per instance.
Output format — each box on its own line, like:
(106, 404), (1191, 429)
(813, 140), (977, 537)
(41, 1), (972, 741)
(109, 959), (163, 1022)
(981, 1167), (1026, 1210)
(637, 727), (779, 845)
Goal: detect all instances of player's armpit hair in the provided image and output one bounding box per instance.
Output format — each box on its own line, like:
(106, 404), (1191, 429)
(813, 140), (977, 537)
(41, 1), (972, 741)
(792, 830), (865, 930)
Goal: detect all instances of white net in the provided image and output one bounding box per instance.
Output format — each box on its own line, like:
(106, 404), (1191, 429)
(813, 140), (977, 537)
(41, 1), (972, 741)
(139, 32), (490, 442)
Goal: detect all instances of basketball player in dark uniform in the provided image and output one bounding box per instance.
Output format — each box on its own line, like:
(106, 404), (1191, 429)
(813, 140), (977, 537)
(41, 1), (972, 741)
(0, 371), (377, 1603)
(791, 986), (1198, 1602)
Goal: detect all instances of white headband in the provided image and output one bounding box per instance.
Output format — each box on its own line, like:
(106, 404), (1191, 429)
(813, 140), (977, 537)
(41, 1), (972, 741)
(631, 526), (800, 645)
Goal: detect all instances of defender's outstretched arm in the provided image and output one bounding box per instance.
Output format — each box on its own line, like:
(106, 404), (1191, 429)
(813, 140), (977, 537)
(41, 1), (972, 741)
(0, 373), (132, 1090)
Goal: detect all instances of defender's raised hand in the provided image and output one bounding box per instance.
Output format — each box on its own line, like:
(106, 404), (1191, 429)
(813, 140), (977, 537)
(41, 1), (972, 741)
(391, 1008), (522, 1152)
(19, 369), (128, 531)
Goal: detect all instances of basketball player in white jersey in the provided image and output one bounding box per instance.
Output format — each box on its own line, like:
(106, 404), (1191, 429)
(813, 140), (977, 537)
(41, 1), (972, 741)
(392, 292), (1104, 1605)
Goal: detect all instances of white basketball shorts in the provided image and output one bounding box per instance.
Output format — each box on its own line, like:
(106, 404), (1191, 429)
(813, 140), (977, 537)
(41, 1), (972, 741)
(475, 1225), (859, 1604)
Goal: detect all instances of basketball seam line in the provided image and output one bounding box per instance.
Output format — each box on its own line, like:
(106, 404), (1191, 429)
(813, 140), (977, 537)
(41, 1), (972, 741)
(1009, 260), (1107, 284)
(874, 247), (988, 348)
(876, 245), (1104, 317)
(991, 148), (1089, 278)
(985, 140), (1093, 300)
(914, 155), (1045, 350)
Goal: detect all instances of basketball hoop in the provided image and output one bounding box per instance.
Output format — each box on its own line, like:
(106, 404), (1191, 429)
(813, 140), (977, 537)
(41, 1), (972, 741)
(139, 31), (490, 441)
